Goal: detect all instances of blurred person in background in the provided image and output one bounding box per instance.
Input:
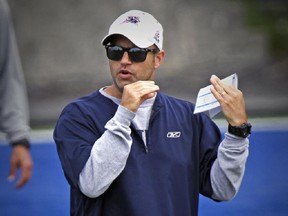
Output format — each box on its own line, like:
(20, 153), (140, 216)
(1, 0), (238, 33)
(54, 10), (251, 216)
(0, 0), (33, 188)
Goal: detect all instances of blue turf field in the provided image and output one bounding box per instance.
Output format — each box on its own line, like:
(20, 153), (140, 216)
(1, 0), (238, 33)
(1, 129), (288, 216)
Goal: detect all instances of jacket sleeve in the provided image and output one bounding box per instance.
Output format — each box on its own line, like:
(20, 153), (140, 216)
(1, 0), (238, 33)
(0, 0), (30, 143)
(210, 132), (249, 201)
(53, 103), (99, 188)
(78, 105), (135, 198)
(53, 103), (135, 192)
(197, 113), (222, 198)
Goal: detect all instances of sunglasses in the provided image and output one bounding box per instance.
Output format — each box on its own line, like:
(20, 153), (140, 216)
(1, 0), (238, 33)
(105, 45), (158, 63)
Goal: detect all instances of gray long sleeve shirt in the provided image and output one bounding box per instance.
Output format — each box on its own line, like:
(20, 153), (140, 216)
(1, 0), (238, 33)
(0, 0), (30, 143)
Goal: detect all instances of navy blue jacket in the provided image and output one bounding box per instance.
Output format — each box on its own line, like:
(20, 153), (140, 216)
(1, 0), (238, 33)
(54, 90), (221, 216)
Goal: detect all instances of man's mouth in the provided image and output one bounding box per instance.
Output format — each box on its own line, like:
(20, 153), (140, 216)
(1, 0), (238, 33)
(118, 70), (132, 79)
(121, 70), (130, 74)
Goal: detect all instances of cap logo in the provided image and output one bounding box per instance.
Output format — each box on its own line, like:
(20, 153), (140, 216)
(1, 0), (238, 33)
(153, 30), (160, 43)
(123, 16), (140, 24)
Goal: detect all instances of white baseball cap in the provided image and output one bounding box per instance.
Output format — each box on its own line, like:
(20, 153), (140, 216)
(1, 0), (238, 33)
(102, 10), (163, 50)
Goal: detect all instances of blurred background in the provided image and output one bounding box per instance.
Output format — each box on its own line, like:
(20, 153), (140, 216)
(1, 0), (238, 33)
(7, 0), (288, 127)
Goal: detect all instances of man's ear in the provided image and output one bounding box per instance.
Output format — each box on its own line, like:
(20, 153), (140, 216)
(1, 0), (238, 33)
(154, 50), (165, 69)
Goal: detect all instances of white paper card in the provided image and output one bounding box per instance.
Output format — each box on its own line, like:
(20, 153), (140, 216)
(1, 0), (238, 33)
(193, 73), (238, 117)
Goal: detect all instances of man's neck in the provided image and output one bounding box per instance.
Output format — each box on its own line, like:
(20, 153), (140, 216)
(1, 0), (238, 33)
(103, 85), (122, 99)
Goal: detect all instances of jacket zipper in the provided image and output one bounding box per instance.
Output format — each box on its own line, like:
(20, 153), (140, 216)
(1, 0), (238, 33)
(134, 128), (149, 153)
(144, 130), (149, 153)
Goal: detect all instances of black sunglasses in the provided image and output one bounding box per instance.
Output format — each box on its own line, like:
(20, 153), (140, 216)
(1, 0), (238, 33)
(105, 45), (158, 63)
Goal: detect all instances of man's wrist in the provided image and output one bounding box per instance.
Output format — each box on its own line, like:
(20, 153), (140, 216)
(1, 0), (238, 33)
(11, 138), (30, 149)
(228, 122), (252, 138)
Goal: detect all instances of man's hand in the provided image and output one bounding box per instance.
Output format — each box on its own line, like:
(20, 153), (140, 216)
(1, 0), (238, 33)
(8, 145), (33, 188)
(121, 81), (159, 112)
(210, 75), (248, 126)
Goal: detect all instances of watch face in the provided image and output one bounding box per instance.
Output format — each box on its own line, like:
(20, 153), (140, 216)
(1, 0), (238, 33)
(242, 124), (252, 138)
(243, 130), (249, 137)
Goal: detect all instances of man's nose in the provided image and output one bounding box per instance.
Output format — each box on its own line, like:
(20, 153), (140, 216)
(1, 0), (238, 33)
(120, 51), (132, 64)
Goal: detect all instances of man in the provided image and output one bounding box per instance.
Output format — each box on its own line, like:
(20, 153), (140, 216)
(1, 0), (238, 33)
(54, 10), (251, 216)
(0, 0), (33, 188)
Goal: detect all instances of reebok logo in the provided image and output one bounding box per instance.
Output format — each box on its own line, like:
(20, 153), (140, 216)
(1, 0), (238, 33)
(167, 131), (181, 138)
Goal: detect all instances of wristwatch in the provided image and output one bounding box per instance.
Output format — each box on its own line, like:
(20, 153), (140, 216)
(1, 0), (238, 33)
(228, 122), (252, 138)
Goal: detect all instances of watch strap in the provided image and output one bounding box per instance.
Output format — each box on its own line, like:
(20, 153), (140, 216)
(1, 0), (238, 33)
(228, 123), (252, 138)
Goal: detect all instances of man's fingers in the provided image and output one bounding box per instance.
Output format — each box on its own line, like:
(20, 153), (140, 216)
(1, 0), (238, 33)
(8, 146), (33, 188)
(142, 92), (157, 100)
(8, 159), (17, 181)
(210, 75), (239, 99)
(210, 85), (221, 100)
(210, 75), (248, 126)
(16, 163), (32, 188)
(210, 75), (227, 95)
(121, 81), (159, 112)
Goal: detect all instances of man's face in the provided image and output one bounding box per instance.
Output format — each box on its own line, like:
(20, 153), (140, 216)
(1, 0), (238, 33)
(107, 35), (163, 98)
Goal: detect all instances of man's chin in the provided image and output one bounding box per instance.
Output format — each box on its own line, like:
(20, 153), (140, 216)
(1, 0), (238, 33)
(118, 80), (135, 88)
